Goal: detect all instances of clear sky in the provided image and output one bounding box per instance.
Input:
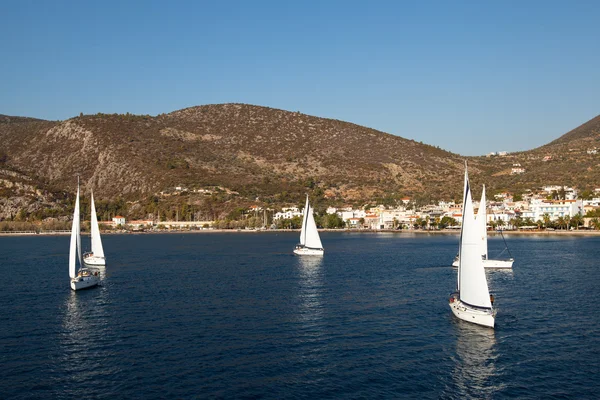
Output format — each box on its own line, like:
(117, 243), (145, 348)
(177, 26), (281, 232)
(1, 0), (599, 156)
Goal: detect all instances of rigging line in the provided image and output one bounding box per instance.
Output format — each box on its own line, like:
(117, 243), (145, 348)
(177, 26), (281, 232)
(499, 229), (513, 259)
(489, 208), (514, 259)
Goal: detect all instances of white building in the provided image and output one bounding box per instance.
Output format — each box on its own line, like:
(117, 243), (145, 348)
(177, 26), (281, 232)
(112, 216), (126, 225)
(529, 199), (583, 221)
(273, 207), (303, 220)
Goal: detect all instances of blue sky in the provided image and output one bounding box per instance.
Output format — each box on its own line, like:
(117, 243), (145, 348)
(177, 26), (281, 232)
(1, 0), (599, 155)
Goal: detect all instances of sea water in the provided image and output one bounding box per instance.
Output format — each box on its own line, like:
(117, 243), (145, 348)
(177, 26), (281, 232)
(0, 232), (598, 399)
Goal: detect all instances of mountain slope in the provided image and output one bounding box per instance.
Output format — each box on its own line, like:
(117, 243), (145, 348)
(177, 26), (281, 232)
(1, 104), (466, 203)
(1, 104), (599, 218)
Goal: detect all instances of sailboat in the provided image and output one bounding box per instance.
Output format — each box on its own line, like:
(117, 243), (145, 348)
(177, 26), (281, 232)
(449, 166), (496, 328)
(293, 195), (324, 256)
(83, 190), (106, 267)
(452, 185), (514, 269)
(69, 180), (99, 291)
(475, 185), (513, 269)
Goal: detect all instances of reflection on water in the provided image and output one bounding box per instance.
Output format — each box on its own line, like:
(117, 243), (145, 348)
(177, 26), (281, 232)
(59, 274), (113, 394)
(451, 323), (504, 398)
(295, 256), (324, 327)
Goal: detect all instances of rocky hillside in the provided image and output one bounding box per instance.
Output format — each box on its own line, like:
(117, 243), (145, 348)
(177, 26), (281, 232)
(0, 104), (466, 202)
(1, 104), (599, 220)
(470, 114), (600, 193)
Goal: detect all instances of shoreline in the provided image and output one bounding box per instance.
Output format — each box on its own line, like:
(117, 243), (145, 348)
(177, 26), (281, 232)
(2, 228), (600, 237)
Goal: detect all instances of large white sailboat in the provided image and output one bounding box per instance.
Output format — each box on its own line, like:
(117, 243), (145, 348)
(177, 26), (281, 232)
(449, 166), (496, 328)
(452, 185), (514, 269)
(83, 190), (106, 267)
(69, 180), (99, 291)
(293, 195), (324, 256)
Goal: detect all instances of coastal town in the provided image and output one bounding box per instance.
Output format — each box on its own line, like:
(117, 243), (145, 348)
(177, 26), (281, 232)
(85, 184), (600, 232)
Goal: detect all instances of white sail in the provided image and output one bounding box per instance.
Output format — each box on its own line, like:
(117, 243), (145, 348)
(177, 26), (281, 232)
(69, 183), (81, 278)
(476, 185), (488, 260)
(457, 167), (469, 291)
(304, 203), (323, 249)
(299, 195), (310, 246)
(459, 174), (492, 309)
(90, 191), (105, 258)
(76, 186), (82, 268)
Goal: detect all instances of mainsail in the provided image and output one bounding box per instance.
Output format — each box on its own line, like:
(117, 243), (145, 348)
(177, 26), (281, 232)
(299, 195), (310, 246)
(69, 183), (81, 279)
(304, 203), (323, 249)
(476, 184), (488, 260)
(459, 172), (492, 309)
(298, 195), (323, 249)
(90, 191), (105, 258)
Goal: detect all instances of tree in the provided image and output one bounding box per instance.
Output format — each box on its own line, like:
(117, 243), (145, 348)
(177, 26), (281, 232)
(513, 192), (523, 201)
(438, 216), (457, 229)
(524, 217), (534, 225)
(509, 217), (521, 229)
(535, 219), (544, 230)
(570, 214), (583, 230)
(321, 213), (344, 229)
(543, 213), (552, 229)
(415, 217), (424, 229)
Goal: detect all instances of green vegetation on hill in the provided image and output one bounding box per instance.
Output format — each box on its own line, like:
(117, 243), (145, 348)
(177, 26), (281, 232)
(1, 104), (599, 222)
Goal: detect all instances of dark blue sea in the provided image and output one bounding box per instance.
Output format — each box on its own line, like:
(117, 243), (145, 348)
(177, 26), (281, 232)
(1, 232), (599, 399)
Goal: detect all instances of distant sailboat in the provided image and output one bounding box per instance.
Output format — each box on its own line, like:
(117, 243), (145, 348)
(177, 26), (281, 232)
(452, 185), (514, 269)
(475, 185), (513, 269)
(70, 180), (99, 291)
(449, 165), (496, 328)
(293, 195), (324, 256)
(83, 190), (106, 267)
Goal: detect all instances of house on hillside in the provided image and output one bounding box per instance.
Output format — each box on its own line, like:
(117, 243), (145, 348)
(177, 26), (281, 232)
(511, 164), (525, 175)
(113, 216), (126, 225)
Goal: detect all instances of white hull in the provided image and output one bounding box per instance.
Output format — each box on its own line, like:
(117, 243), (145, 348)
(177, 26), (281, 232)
(449, 293), (495, 328)
(70, 273), (99, 291)
(483, 258), (513, 269)
(83, 254), (106, 267)
(293, 247), (324, 256)
(453, 258), (513, 269)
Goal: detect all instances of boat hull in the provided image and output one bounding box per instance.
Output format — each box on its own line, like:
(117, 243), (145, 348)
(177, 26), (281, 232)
(70, 275), (99, 291)
(449, 293), (495, 328)
(483, 258), (513, 269)
(293, 247), (324, 256)
(83, 254), (106, 267)
(452, 258), (513, 269)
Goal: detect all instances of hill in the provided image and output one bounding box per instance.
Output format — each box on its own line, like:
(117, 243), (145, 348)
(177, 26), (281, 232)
(1, 104), (599, 220)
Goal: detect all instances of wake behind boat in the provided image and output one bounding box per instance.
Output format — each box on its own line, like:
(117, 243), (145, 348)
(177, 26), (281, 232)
(83, 190), (106, 267)
(69, 179), (99, 291)
(293, 195), (324, 256)
(449, 164), (496, 328)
